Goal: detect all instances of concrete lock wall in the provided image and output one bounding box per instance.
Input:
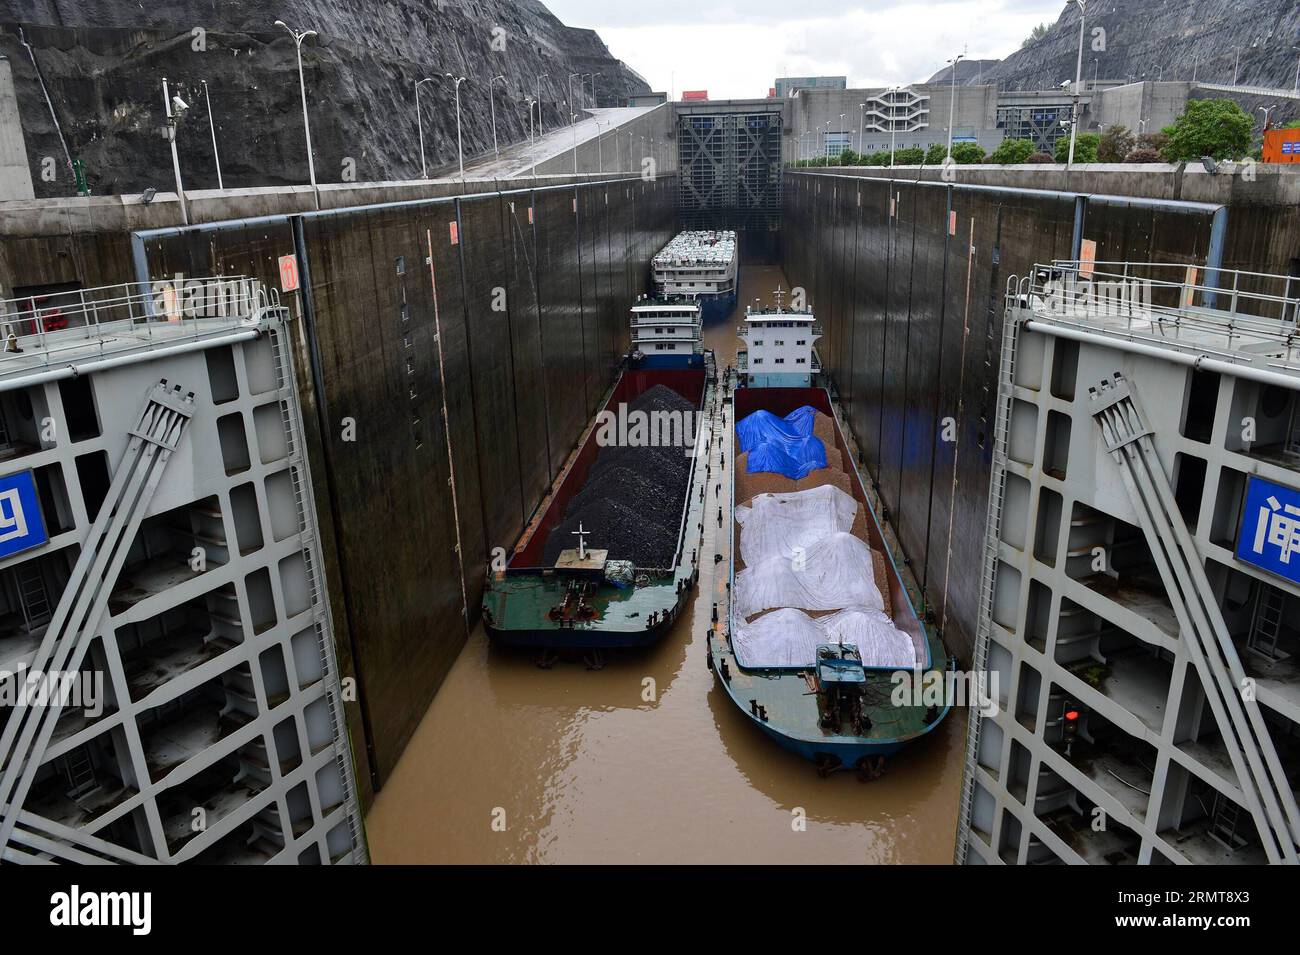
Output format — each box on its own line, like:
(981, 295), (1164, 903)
(778, 168), (1291, 664)
(130, 175), (677, 801)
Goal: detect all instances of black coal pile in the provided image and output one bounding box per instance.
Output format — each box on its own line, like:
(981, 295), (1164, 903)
(543, 384), (696, 568)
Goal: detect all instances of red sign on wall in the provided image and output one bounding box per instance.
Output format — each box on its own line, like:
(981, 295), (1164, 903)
(278, 254), (300, 292)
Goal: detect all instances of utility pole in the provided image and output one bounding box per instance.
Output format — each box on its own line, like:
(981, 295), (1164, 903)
(161, 77), (189, 224)
(946, 52), (964, 159)
(1065, 0), (1087, 168)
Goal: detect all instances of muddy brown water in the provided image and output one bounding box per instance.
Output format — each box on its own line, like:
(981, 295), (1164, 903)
(364, 265), (964, 863)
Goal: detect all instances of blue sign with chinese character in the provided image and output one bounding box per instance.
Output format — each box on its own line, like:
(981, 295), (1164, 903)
(1236, 476), (1300, 585)
(0, 470), (49, 560)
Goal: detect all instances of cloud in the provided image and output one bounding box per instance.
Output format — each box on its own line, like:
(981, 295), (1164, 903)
(553, 2), (1063, 98)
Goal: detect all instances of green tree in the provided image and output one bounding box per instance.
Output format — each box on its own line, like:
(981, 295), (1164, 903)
(1054, 132), (1099, 162)
(989, 138), (1035, 164)
(1097, 124), (1135, 162)
(1021, 23), (1049, 49)
(1160, 99), (1253, 161)
(837, 148), (859, 165)
(865, 151), (891, 166)
(893, 147), (925, 165)
(924, 143), (947, 164)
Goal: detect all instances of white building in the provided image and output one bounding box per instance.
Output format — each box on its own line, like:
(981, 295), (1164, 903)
(0, 277), (365, 864)
(958, 261), (1300, 865)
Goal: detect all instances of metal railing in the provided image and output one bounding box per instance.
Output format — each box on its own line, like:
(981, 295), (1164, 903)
(1026, 261), (1300, 334)
(0, 277), (276, 370)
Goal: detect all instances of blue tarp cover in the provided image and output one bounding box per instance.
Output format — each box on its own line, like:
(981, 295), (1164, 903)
(738, 407), (827, 480)
(736, 407), (816, 453)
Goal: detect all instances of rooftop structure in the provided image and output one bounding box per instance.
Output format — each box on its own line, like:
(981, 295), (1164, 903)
(957, 260), (1300, 865)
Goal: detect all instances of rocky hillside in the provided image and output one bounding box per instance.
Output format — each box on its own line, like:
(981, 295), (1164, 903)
(951, 0), (1300, 92)
(0, 0), (650, 196)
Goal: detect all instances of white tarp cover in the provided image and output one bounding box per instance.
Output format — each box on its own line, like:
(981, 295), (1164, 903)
(733, 608), (918, 669)
(735, 485), (859, 567)
(734, 531), (886, 619)
(732, 608), (826, 667)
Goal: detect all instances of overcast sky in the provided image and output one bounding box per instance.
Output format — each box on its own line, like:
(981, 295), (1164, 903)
(545, 0), (1068, 97)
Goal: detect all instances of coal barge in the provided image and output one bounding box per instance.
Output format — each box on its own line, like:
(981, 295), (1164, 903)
(708, 308), (951, 776)
(482, 307), (715, 650)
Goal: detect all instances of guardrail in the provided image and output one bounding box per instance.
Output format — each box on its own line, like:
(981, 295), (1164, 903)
(0, 277), (276, 370)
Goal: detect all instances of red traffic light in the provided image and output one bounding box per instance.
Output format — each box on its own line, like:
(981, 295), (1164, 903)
(1064, 709), (1080, 721)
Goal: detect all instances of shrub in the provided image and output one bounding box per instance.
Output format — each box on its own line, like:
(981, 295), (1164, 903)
(1054, 131), (1099, 162)
(1097, 124), (1135, 162)
(1123, 148), (1162, 163)
(989, 138), (1036, 164)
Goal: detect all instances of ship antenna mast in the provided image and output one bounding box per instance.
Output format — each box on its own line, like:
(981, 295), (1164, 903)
(773, 285), (785, 311)
(572, 522), (590, 561)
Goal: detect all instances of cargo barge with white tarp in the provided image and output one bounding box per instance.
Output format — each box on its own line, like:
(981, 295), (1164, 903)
(707, 383), (951, 777)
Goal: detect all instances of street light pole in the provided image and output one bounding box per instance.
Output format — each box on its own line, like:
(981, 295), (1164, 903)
(858, 102), (866, 154)
(275, 19), (319, 203)
(1066, 0), (1087, 167)
(946, 52), (963, 159)
(1293, 46), (1300, 93)
(526, 97), (538, 178)
(415, 77), (435, 178)
(536, 73), (549, 136)
(591, 72), (601, 109)
(890, 87), (900, 165)
(839, 112), (846, 159)
(568, 73), (581, 124)
(200, 80), (223, 190)
(488, 74), (506, 159)
(572, 114), (579, 173)
(595, 121), (604, 172)
(445, 74), (467, 181)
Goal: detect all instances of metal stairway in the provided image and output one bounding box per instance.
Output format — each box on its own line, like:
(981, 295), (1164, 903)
(1089, 373), (1300, 864)
(0, 380), (195, 860)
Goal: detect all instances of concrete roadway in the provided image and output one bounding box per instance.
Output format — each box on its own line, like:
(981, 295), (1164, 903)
(439, 107), (655, 179)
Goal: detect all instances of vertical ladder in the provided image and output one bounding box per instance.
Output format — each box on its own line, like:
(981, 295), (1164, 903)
(62, 745), (97, 800)
(1247, 583), (1286, 662)
(1209, 791), (1248, 851)
(0, 381), (195, 857)
(1089, 373), (1300, 864)
(16, 563), (51, 628)
(1286, 397), (1300, 456)
(954, 280), (1024, 863)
